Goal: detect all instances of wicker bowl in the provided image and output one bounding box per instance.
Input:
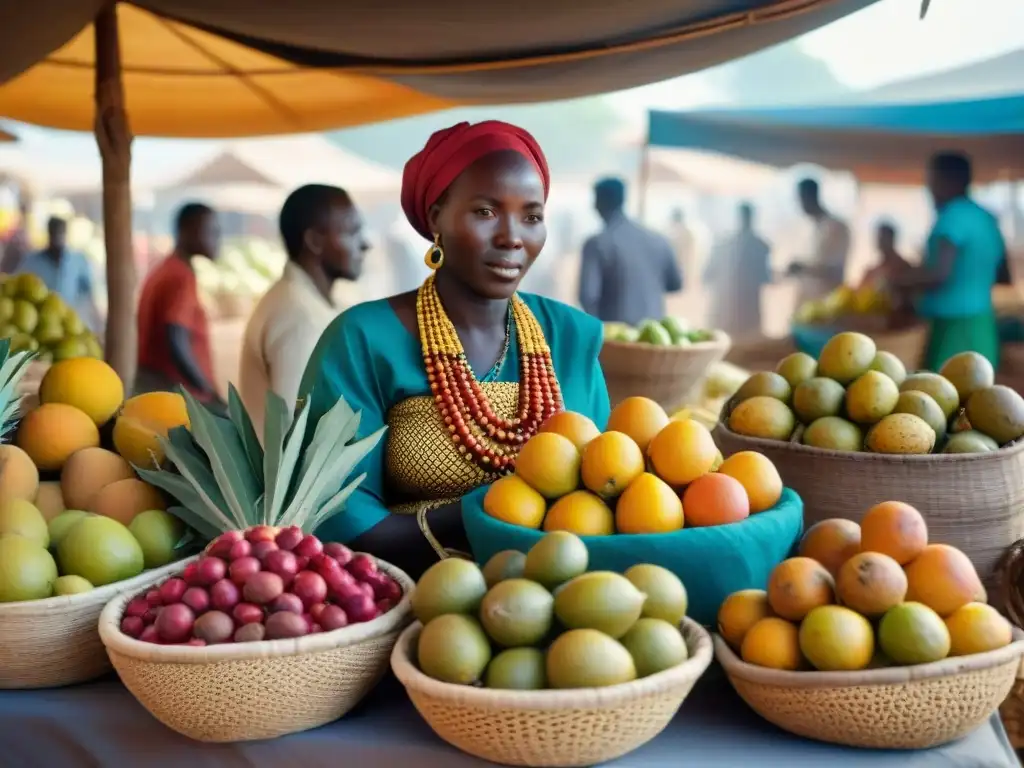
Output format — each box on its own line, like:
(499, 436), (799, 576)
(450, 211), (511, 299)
(714, 630), (1024, 749)
(98, 558), (414, 742)
(599, 331), (731, 413)
(0, 556), (193, 689)
(391, 617), (713, 767)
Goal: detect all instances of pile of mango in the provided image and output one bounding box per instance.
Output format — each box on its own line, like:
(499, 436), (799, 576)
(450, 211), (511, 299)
(795, 285), (889, 326)
(603, 316), (717, 347)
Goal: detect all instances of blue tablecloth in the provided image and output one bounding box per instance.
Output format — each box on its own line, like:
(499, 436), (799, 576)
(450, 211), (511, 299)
(0, 664), (1018, 767)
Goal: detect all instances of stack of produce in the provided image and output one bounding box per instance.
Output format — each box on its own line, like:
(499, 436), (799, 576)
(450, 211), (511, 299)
(725, 330), (1024, 454)
(603, 316), (718, 347)
(0, 273), (103, 361)
(412, 531), (690, 689)
(121, 526), (403, 645)
(484, 398), (783, 536)
(794, 284), (889, 326)
(718, 500), (1007, 672)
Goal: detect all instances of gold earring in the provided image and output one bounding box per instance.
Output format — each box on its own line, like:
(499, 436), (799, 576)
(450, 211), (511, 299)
(424, 234), (444, 270)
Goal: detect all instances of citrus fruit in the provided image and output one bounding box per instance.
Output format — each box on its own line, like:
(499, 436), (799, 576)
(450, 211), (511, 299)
(717, 589), (772, 650)
(56, 515), (145, 587)
(483, 475), (548, 529)
(485, 647), (547, 690)
(48, 510), (91, 550)
(835, 551), (907, 617)
(16, 403), (100, 471)
(647, 418), (717, 486)
(523, 531), (589, 589)
(411, 558), (488, 624)
(580, 431), (644, 498)
(39, 357), (124, 426)
(515, 432), (581, 499)
(543, 490), (615, 535)
(615, 472), (684, 533)
(904, 543), (985, 617)
(417, 614), (491, 684)
(0, 535), (58, 602)
(944, 602), (1013, 656)
(554, 571), (646, 639)
(0, 498), (49, 548)
(481, 550), (526, 587)
(717, 451), (782, 513)
(767, 557), (835, 621)
(53, 575), (94, 596)
(546, 629), (637, 689)
(606, 396), (669, 452)
(799, 605), (874, 671)
(539, 411), (601, 451)
(740, 617), (802, 670)
(859, 500), (928, 565)
(479, 578), (554, 647)
(625, 564), (688, 625)
(878, 602), (951, 665)
(798, 518), (860, 576)
(621, 618), (689, 677)
(128, 509), (186, 568)
(681, 473), (750, 528)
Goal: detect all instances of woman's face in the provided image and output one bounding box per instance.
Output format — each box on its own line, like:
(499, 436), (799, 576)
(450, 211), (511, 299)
(428, 150), (546, 300)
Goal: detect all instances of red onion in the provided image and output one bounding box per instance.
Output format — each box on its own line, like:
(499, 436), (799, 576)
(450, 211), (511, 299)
(308, 603), (328, 623)
(320, 605), (349, 631)
(275, 527), (304, 552)
(186, 638), (208, 647)
(232, 602), (264, 626)
(145, 589), (162, 607)
(265, 611), (309, 640)
(228, 540), (252, 561)
(242, 571), (284, 605)
(338, 592), (378, 624)
(251, 540), (279, 562)
(140, 625), (159, 643)
(294, 535), (323, 558)
(323, 542), (354, 566)
(376, 599), (394, 614)
(210, 579), (240, 612)
(246, 525), (278, 544)
(291, 571), (328, 608)
(269, 593), (304, 615)
(125, 597), (150, 618)
(155, 603), (195, 643)
(229, 556), (261, 586)
(193, 611), (235, 644)
(182, 562), (201, 586)
(181, 587), (211, 614)
(196, 556), (227, 586)
(264, 550), (299, 584)
(121, 616), (144, 638)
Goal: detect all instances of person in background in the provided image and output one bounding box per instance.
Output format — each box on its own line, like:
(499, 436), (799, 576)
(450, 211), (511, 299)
(1, 197), (31, 274)
(135, 202), (224, 409)
(890, 152), (1006, 370)
(16, 216), (101, 332)
(788, 178), (851, 308)
(239, 184), (370, 439)
(579, 177), (681, 325)
(703, 202), (771, 340)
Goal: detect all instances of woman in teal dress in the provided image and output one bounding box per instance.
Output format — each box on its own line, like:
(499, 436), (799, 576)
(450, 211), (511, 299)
(299, 121), (610, 578)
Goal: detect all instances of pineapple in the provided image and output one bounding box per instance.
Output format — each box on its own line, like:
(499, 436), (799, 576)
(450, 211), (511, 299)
(0, 337), (38, 441)
(135, 384), (385, 541)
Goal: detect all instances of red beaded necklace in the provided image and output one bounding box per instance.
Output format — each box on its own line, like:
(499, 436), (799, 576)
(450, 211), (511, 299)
(417, 275), (563, 472)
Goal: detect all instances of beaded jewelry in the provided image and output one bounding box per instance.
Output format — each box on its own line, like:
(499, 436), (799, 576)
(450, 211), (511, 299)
(417, 274), (563, 473)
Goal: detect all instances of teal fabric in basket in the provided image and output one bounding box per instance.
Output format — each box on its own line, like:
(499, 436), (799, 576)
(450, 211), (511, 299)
(461, 485), (804, 627)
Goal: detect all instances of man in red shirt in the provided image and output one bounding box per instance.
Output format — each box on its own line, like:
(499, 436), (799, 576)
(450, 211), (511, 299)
(135, 203), (224, 409)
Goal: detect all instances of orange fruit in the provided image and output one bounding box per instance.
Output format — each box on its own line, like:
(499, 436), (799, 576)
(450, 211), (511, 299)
(681, 473), (750, 527)
(717, 451), (783, 513)
(17, 403), (101, 471)
(799, 605), (875, 671)
(859, 501), (928, 565)
(483, 475), (547, 529)
(540, 411), (601, 451)
(798, 518), (861, 577)
(580, 431), (645, 498)
(835, 551), (907, 617)
(944, 602), (1013, 656)
(606, 397), (669, 453)
(515, 432), (581, 499)
(615, 472), (684, 534)
(767, 557), (835, 621)
(905, 543), (986, 617)
(543, 490), (615, 536)
(647, 419), (718, 487)
(718, 589), (773, 650)
(740, 617), (803, 670)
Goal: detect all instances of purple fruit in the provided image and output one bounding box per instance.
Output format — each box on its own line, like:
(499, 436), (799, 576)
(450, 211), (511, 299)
(251, 540), (279, 562)
(210, 579), (241, 612)
(181, 587), (211, 614)
(294, 535), (323, 558)
(125, 597), (150, 618)
(264, 550), (299, 584)
(319, 605), (349, 631)
(338, 592), (378, 624)
(243, 572), (284, 605)
(121, 616), (144, 638)
(291, 571), (328, 608)
(232, 602), (264, 626)
(193, 610), (235, 644)
(265, 611), (309, 640)
(229, 556), (261, 586)
(155, 603), (195, 643)
(347, 554), (378, 582)
(228, 540), (252, 561)
(275, 527), (304, 552)
(269, 593), (304, 615)
(196, 557), (227, 586)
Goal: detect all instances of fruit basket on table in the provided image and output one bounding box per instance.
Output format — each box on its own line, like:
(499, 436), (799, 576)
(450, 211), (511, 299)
(599, 317), (731, 413)
(714, 331), (1024, 589)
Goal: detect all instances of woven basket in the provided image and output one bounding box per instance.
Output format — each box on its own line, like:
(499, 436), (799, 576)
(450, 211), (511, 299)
(391, 617), (713, 767)
(724, 335), (794, 373)
(98, 558), (414, 743)
(994, 539), (1024, 747)
(0, 557), (192, 689)
(599, 331), (731, 412)
(713, 420), (1024, 588)
(715, 630), (1024, 749)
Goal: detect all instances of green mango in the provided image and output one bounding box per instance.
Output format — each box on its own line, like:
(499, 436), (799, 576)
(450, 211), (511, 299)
(660, 315), (690, 345)
(637, 320), (672, 347)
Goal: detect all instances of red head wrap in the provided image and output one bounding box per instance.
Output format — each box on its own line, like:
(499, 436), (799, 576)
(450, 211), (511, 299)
(401, 120), (551, 241)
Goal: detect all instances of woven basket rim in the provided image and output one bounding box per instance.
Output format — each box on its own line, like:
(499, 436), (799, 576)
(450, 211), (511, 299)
(98, 556), (414, 664)
(0, 555), (198, 618)
(390, 616), (713, 710)
(714, 420), (1024, 464)
(601, 329), (731, 353)
(714, 629), (1024, 688)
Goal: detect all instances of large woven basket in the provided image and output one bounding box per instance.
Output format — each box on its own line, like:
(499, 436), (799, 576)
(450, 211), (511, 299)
(0, 557), (191, 689)
(391, 617), (713, 767)
(724, 335), (794, 373)
(715, 630), (1024, 749)
(713, 421), (1024, 588)
(98, 558), (414, 742)
(599, 331), (731, 412)
(994, 539), (1024, 747)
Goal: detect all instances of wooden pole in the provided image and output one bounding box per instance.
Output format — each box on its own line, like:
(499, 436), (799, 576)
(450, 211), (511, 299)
(94, 4), (137, 389)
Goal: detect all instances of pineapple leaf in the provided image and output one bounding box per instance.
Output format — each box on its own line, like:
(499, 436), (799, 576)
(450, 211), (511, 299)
(307, 473), (367, 533)
(266, 394), (310, 525)
(157, 432), (237, 533)
(261, 392), (292, 526)
(227, 384), (264, 498)
(179, 388), (259, 531)
(134, 462), (230, 539)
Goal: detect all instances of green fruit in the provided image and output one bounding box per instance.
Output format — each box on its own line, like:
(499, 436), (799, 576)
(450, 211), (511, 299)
(0, 499), (49, 548)
(33, 317), (64, 346)
(128, 509), (185, 569)
(734, 371), (792, 406)
(417, 614), (491, 685)
(12, 300), (38, 334)
(0, 535), (58, 602)
(939, 351), (994, 404)
(0, 280), (17, 298)
(53, 575), (94, 596)
(554, 571), (646, 639)
(775, 352), (818, 389)
(660, 316), (690, 345)
(411, 558), (488, 625)
(869, 351), (907, 386)
(878, 602), (951, 665)
(792, 377), (846, 423)
(479, 578), (554, 647)
(9, 333), (38, 353)
(624, 564), (688, 625)
(943, 430), (999, 454)
(845, 370), (900, 425)
(802, 416), (863, 452)
(900, 373), (960, 420)
(57, 516), (144, 587)
(38, 293), (67, 321)
(481, 550), (527, 588)
(817, 332), (876, 385)
(523, 531), (588, 590)
(53, 336), (87, 361)
(63, 313), (85, 337)
(965, 385), (1024, 446)
(48, 510), (91, 550)
(485, 647), (548, 690)
(15, 273), (49, 303)
(893, 391), (947, 440)
(728, 396), (796, 441)
(637, 320), (672, 346)
(620, 617), (689, 677)
(0, 297), (14, 323)
(546, 629), (637, 689)
(83, 335), (103, 359)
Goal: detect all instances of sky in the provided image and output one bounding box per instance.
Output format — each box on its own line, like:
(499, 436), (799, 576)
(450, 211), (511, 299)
(609, 0), (1024, 112)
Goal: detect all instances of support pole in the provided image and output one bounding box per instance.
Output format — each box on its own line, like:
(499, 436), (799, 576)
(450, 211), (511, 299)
(637, 132), (651, 224)
(95, 4), (137, 388)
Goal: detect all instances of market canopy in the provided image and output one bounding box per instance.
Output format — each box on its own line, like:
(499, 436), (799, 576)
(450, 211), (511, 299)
(0, 0), (880, 137)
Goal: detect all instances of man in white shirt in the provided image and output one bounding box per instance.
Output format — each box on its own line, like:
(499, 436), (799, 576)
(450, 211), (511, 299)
(788, 178), (851, 306)
(239, 184), (369, 437)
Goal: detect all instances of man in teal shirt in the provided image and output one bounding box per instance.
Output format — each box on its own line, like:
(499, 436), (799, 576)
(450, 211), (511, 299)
(891, 152), (1006, 371)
